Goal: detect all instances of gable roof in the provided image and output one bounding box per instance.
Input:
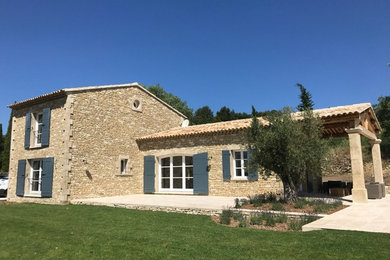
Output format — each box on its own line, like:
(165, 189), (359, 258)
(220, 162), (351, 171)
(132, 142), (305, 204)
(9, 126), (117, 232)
(137, 103), (380, 141)
(8, 83), (187, 119)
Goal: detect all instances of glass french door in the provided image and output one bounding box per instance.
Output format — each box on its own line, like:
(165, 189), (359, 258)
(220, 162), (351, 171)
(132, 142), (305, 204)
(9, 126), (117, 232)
(160, 156), (193, 191)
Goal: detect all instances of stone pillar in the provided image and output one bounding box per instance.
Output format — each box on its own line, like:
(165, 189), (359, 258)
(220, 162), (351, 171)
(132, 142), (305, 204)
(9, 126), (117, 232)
(370, 139), (384, 184)
(346, 129), (368, 203)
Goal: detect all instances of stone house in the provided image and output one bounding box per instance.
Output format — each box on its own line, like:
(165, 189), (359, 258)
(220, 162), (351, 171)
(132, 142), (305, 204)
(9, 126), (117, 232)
(6, 83), (384, 204)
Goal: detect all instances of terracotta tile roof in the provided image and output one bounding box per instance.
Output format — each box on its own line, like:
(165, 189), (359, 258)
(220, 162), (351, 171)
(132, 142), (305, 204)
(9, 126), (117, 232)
(137, 117), (269, 141)
(293, 103), (372, 120)
(137, 103), (377, 141)
(8, 83), (187, 118)
(7, 89), (67, 109)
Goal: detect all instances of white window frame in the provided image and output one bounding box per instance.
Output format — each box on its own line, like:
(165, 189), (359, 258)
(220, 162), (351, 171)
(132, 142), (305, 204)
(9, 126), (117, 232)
(159, 155), (193, 192)
(233, 150), (249, 180)
(29, 159), (42, 195)
(34, 113), (43, 147)
(120, 159), (128, 175)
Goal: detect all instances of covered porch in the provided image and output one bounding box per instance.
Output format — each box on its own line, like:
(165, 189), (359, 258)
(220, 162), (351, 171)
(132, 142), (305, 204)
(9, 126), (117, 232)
(317, 103), (383, 203)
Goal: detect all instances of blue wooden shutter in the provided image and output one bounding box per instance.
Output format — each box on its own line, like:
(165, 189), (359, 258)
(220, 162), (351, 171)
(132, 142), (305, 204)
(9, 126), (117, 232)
(24, 113), (31, 149)
(247, 150), (258, 181)
(16, 160), (26, 196)
(41, 108), (51, 147)
(193, 152), (208, 195)
(143, 155), (155, 193)
(41, 157), (54, 197)
(222, 150), (231, 180)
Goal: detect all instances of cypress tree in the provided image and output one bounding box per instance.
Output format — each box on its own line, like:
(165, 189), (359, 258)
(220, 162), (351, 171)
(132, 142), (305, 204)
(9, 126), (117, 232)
(1, 112), (12, 172)
(296, 83), (314, 111)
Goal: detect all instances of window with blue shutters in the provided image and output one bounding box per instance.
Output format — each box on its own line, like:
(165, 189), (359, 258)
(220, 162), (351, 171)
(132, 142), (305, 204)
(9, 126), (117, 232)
(16, 157), (54, 197)
(232, 150), (258, 181)
(24, 108), (51, 149)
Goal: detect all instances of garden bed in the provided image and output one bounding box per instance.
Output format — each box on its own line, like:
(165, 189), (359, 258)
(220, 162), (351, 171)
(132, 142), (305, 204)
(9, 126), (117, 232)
(213, 209), (319, 231)
(235, 193), (348, 214)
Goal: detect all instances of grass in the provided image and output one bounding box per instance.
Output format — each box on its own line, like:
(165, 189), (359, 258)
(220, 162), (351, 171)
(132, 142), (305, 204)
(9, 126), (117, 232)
(1, 204), (390, 259)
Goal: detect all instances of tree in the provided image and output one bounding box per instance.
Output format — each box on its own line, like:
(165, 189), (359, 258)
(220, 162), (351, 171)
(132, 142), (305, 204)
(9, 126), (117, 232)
(247, 107), (326, 201)
(296, 83), (314, 111)
(215, 106), (235, 122)
(145, 84), (194, 121)
(192, 106), (214, 125)
(1, 113), (12, 172)
(374, 96), (390, 158)
(0, 123), (3, 171)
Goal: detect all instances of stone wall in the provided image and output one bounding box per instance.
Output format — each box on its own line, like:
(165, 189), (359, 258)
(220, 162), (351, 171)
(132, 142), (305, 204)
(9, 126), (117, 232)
(138, 131), (283, 197)
(68, 87), (185, 199)
(7, 97), (69, 204)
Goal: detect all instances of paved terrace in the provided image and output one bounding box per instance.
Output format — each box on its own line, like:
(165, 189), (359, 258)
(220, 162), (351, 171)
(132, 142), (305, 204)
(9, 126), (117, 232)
(303, 196), (390, 234)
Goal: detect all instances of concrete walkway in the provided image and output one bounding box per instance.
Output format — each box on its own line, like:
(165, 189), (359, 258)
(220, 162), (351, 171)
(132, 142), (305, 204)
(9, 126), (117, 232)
(72, 194), (237, 210)
(303, 196), (390, 234)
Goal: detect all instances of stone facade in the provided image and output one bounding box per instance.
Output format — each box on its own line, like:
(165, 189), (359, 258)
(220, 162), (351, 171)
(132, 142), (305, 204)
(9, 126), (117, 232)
(7, 85), (185, 203)
(8, 97), (70, 204)
(68, 87), (185, 199)
(138, 131), (283, 197)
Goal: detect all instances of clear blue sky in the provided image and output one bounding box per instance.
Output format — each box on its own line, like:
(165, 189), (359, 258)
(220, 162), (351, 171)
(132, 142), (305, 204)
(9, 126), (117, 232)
(1, 0), (389, 130)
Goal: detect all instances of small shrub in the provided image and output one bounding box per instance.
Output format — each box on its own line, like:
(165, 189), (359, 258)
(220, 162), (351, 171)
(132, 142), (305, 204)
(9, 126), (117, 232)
(303, 216), (319, 224)
(288, 220), (303, 231)
(331, 200), (342, 208)
(314, 204), (332, 213)
(294, 200), (307, 209)
(241, 199), (249, 206)
(253, 201), (263, 207)
(249, 194), (265, 204)
(220, 210), (233, 225)
(250, 214), (263, 225)
(288, 216), (319, 231)
(263, 213), (276, 227)
(271, 202), (284, 211)
(238, 219), (248, 228)
(275, 214), (287, 223)
(265, 193), (278, 202)
(234, 198), (241, 209)
(233, 212), (244, 222)
(309, 199), (325, 206)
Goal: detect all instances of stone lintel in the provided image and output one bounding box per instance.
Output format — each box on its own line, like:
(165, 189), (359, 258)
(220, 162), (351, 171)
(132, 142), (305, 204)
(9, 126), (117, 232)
(346, 125), (377, 140)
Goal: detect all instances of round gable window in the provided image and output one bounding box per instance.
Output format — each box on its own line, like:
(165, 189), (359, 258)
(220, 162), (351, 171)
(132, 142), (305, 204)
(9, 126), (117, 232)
(133, 100), (140, 109)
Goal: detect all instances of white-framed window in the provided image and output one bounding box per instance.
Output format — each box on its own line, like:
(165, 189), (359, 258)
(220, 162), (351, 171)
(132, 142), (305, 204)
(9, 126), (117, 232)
(233, 151), (248, 179)
(159, 156), (193, 191)
(34, 113), (43, 146)
(30, 159), (42, 195)
(120, 159), (128, 175)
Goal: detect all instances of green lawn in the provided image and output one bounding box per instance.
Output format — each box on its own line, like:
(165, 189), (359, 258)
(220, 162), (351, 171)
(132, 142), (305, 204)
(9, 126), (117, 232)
(1, 204), (389, 259)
